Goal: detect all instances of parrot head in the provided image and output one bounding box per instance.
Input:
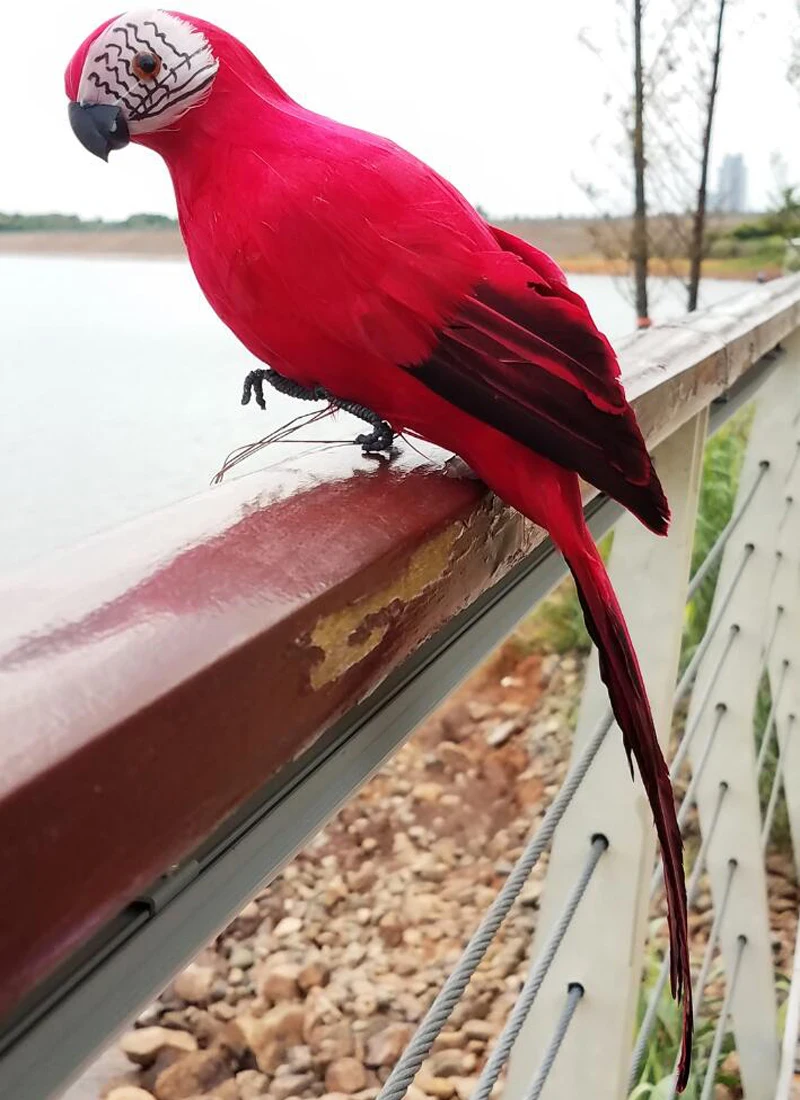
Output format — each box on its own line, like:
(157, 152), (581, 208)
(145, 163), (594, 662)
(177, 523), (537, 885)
(65, 9), (220, 161)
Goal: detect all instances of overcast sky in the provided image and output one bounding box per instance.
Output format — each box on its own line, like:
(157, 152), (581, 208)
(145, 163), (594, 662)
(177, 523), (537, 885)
(3, 0), (798, 221)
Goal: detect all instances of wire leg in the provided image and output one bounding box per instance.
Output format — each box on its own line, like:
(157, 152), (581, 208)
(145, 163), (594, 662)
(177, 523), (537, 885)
(240, 369), (395, 455)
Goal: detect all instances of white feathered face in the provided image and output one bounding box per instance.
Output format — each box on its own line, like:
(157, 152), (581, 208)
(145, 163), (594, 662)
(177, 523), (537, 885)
(69, 9), (218, 157)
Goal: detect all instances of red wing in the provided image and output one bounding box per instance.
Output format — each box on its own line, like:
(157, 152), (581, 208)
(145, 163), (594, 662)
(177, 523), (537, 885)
(409, 241), (669, 535)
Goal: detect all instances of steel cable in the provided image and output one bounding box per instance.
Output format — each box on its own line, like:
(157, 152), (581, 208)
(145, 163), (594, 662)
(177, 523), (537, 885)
(523, 983), (584, 1100)
(470, 836), (608, 1100)
(376, 710), (614, 1100)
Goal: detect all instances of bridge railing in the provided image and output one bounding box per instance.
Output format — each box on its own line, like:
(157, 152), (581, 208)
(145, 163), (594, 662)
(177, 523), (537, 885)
(2, 276), (800, 1100)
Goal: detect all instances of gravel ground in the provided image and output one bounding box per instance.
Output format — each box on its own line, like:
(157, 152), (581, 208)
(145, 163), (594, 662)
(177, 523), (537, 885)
(65, 643), (798, 1100)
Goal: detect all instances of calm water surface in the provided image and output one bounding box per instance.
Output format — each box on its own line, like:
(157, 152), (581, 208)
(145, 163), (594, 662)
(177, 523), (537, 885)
(0, 255), (752, 573)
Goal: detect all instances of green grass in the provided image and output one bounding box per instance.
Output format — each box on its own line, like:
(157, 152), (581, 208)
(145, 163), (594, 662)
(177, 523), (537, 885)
(706, 234), (786, 268)
(680, 409), (753, 672)
(513, 533), (611, 656)
(629, 945), (734, 1099)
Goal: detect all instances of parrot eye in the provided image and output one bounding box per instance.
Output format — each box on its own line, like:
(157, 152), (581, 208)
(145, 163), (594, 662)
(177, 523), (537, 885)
(132, 51), (162, 81)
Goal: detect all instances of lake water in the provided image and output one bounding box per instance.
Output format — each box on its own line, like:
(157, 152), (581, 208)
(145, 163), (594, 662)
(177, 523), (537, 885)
(0, 255), (752, 573)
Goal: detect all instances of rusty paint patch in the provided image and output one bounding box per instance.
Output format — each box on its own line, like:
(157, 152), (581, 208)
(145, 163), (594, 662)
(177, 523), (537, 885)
(306, 523), (465, 689)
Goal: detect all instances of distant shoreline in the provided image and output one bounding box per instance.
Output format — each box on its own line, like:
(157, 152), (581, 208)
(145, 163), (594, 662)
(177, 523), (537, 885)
(0, 229), (186, 259)
(0, 227), (778, 281)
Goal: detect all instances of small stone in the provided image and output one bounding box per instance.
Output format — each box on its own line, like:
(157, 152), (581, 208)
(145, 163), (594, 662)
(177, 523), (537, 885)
(720, 1052), (740, 1077)
(258, 963), (301, 1003)
(452, 1079), (479, 1100)
(436, 741), (472, 769)
(229, 945), (255, 970)
(236, 1003), (306, 1051)
(519, 880), (543, 908)
(416, 1074), (455, 1098)
(462, 1020), (496, 1042)
(288, 1045), (314, 1073)
(378, 913), (406, 948)
(106, 1090), (156, 1100)
(364, 1023), (412, 1068)
(413, 783), (443, 803)
(173, 964), (216, 1006)
(361, 838), (378, 853)
(308, 1021), (354, 1063)
(424, 1051), (469, 1078)
(432, 1032), (462, 1052)
(486, 719), (520, 747)
(211, 979), (229, 1003)
(228, 967), (245, 985)
(231, 900), (262, 933)
(325, 1057), (368, 1093)
(136, 1003), (163, 1027)
(271, 1074), (316, 1100)
(235, 1069), (269, 1099)
(153, 1047), (234, 1100)
(298, 959), (330, 992)
(120, 1028), (198, 1067)
(274, 917), (304, 938)
(177, 1007), (222, 1048)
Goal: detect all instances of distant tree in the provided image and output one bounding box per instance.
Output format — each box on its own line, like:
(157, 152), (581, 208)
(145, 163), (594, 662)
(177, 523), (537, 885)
(631, 0), (649, 325)
(123, 213), (177, 229)
(0, 211), (178, 232)
(687, 0), (727, 311)
(575, 0), (735, 321)
(789, 3), (800, 88)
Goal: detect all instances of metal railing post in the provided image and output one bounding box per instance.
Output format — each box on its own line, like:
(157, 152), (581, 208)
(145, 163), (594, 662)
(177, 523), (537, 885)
(682, 356), (800, 1100)
(504, 411), (708, 1100)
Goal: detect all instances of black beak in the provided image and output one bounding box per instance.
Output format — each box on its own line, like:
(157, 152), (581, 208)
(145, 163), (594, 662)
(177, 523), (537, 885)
(68, 102), (130, 161)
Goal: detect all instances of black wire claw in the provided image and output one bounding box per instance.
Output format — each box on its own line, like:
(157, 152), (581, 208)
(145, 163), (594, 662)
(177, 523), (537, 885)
(240, 368), (395, 454)
(241, 369), (269, 409)
(242, 368), (322, 409)
(355, 422), (395, 454)
(330, 396), (395, 454)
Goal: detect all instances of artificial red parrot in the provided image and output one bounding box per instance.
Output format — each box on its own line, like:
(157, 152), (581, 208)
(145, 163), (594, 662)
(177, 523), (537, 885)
(65, 9), (692, 1086)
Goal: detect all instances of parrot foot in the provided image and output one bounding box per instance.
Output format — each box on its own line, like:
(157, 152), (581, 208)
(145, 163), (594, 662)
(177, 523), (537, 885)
(328, 398), (394, 454)
(354, 423), (395, 454)
(241, 368), (322, 409)
(240, 368), (394, 455)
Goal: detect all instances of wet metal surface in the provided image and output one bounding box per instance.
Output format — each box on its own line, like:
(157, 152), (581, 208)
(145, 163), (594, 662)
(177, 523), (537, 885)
(0, 442), (537, 1023)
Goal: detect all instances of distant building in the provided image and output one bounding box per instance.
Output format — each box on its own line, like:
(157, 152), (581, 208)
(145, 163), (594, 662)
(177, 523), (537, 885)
(715, 154), (747, 213)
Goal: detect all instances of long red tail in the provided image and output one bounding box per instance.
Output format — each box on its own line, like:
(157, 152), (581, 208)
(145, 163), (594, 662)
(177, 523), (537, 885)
(442, 419), (692, 1087)
(551, 499), (693, 1091)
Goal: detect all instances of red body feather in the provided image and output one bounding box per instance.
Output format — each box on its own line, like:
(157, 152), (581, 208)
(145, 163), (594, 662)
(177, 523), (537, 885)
(66, 15), (691, 1085)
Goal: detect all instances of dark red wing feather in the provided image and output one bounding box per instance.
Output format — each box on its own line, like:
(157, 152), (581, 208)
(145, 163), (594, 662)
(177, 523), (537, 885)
(410, 241), (670, 535)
